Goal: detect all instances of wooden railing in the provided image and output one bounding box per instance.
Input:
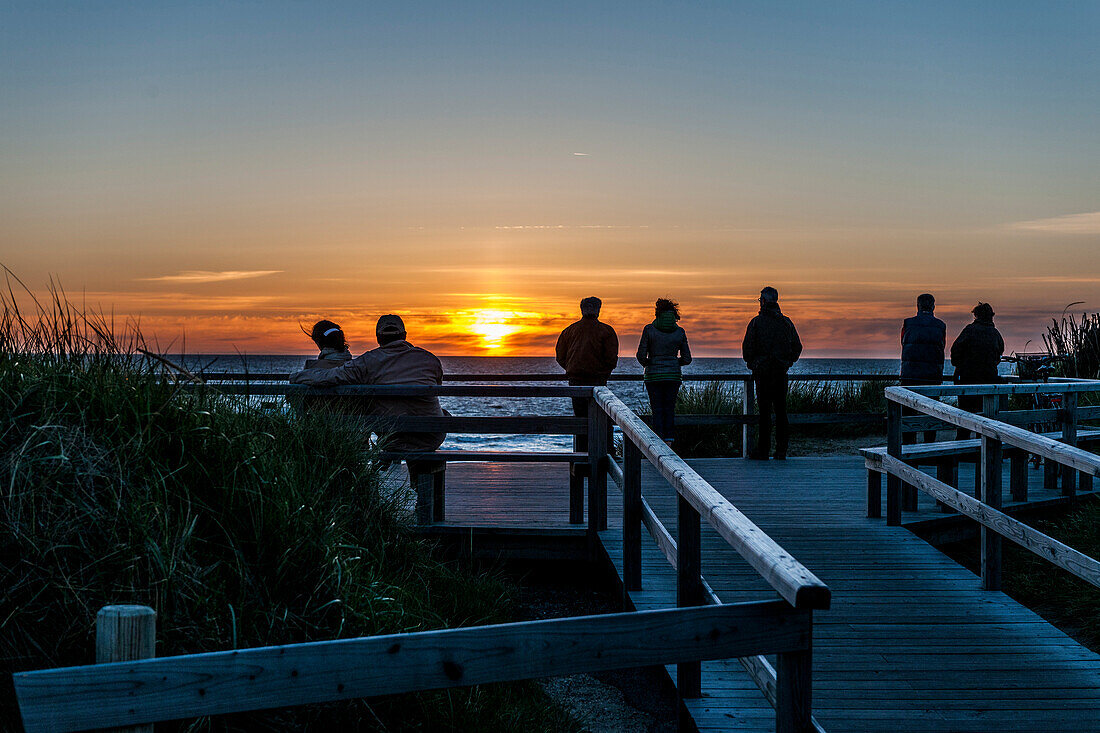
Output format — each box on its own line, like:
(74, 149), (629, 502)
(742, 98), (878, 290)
(199, 370), (900, 457)
(13, 382), (830, 732)
(865, 381), (1100, 592)
(593, 387), (830, 731)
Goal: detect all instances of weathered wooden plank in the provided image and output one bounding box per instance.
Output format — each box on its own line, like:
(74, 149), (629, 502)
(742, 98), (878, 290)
(908, 381), (1100, 397)
(382, 450), (586, 463)
(196, 383), (596, 398)
(369, 415), (587, 434)
(879, 454), (1100, 588)
(886, 387), (1100, 477)
(14, 602), (809, 733)
(595, 388), (830, 610)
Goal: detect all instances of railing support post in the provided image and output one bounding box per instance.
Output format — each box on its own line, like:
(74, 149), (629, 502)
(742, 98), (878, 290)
(776, 611), (813, 733)
(622, 439), (643, 597)
(866, 468), (881, 518)
(676, 495), (702, 698)
(97, 604), (156, 733)
(588, 397), (608, 532)
(1063, 391), (1078, 498)
(981, 432), (1003, 591)
(742, 377), (755, 458)
(886, 401), (902, 525)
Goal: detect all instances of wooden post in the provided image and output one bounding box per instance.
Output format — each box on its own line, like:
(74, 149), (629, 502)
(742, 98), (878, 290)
(433, 470), (445, 522)
(742, 377), (755, 458)
(1062, 392), (1078, 498)
(677, 494), (702, 698)
(569, 467), (584, 524)
(886, 401), (902, 526)
(622, 439), (643, 596)
(1010, 451), (1029, 502)
(776, 612), (813, 733)
(414, 472), (434, 524)
(588, 398), (609, 532)
(96, 605), (156, 733)
(981, 433), (1003, 591)
(866, 469), (881, 518)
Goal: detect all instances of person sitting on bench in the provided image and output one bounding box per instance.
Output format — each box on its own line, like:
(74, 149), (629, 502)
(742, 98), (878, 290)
(290, 314), (448, 456)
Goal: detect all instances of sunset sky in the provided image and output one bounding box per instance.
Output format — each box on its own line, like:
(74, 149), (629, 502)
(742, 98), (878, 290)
(3, 2), (1099, 357)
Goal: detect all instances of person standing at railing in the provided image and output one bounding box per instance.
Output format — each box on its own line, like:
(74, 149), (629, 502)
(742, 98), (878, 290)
(900, 294), (947, 444)
(290, 314), (447, 453)
(637, 298), (692, 447)
(742, 287), (802, 460)
(950, 302), (1005, 439)
(556, 296), (619, 453)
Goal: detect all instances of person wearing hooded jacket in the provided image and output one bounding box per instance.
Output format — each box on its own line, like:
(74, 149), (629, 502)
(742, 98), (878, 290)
(290, 314), (447, 453)
(742, 287), (803, 460)
(636, 298), (691, 445)
(950, 302), (1004, 438)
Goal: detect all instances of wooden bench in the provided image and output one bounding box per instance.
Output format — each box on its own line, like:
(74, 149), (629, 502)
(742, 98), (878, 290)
(862, 428), (1100, 514)
(380, 450), (587, 524)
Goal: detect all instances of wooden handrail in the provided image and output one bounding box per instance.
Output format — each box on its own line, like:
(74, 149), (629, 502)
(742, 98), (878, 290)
(907, 381), (1100, 397)
(14, 602), (808, 733)
(885, 387), (1100, 477)
(198, 371), (902, 382)
(184, 383), (595, 398)
(875, 453), (1100, 588)
(595, 387), (831, 610)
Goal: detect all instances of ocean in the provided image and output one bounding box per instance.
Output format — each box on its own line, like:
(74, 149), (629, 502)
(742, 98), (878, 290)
(186, 355), (907, 451)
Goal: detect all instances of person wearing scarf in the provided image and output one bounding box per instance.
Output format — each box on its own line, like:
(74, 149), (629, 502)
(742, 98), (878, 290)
(636, 298), (692, 446)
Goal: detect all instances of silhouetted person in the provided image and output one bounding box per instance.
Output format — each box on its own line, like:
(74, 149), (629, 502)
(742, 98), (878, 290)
(901, 294), (946, 443)
(637, 298), (691, 445)
(950, 302), (1004, 439)
(304, 320), (353, 369)
(291, 314), (447, 453)
(556, 296), (619, 451)
(742, 287), (802, 460)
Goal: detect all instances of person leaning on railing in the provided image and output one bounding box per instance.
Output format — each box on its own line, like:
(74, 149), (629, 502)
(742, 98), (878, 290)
(290, 314), (448, 453)
(949, 302), (1005, 439)
(636, 298), (691, 447)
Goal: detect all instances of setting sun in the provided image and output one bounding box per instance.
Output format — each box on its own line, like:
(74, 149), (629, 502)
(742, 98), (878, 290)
(462, 310), (524, 351)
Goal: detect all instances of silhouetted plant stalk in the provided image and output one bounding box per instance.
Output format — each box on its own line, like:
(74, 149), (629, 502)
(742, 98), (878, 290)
(1043, 307), (1100, 379)
(0, 274), (576, 731)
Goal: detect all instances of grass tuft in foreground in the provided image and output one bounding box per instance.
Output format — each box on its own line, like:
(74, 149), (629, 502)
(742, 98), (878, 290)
(0, 280), (576, 731)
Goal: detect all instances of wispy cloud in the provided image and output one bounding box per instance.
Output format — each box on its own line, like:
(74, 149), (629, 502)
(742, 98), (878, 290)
(493, 224), (647, 230)
(572, 152), (589, 156)
(140, 270), (282, 283)
(1009, 211), (1100, 234)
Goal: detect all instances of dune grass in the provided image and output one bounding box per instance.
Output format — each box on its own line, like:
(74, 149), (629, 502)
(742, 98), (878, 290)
(0, 281), (576, 731)
(665, 378), (891, 457)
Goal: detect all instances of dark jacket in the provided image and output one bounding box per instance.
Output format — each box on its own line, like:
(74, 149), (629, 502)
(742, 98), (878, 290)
(950, 318), (1004, 384)
(555, 317), (619, 382)
(900, 312), (946, 383)
(290, 340), (446, 451)
(636, 323), (692, 381)
(742, 304), (803, 375)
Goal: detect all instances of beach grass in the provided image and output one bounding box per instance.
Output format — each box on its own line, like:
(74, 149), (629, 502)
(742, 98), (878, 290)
(665, 378), (890, 457)
(0, 282), (576, 731)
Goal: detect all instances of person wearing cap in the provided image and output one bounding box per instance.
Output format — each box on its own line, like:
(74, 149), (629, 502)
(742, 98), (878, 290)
(741, 287), (803, 460)
(950, 302), (1004, 438)
(555, 296), (619, 452)
(290, 314), (447, 452)
(900, 294), (947, 444)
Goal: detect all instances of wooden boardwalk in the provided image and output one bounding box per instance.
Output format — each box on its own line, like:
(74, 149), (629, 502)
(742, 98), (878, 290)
(435, 456), (1100, 732)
